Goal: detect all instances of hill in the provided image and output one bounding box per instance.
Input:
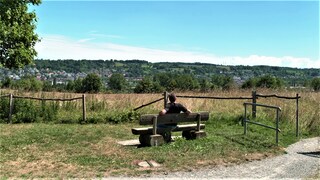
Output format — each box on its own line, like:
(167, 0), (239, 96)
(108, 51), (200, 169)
(34, 59), (319, 87)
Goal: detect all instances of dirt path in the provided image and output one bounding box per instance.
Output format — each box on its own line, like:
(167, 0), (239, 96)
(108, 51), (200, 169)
(151, 137), (320, 179)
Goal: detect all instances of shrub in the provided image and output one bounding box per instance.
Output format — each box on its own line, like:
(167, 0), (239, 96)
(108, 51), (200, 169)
(242, 75), (284, 89)
(0, 97), (9, 123)
(11, 99), (39, 123)
(310, 77), (320, 91)
(105, 110), (140, 124)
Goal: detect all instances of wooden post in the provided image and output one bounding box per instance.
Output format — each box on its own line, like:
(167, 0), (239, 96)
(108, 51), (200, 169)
(296, 93), (299, 137)
(8, 94), (13, 124)
(196, 113), (201, 131)
(252, 91), (257, 118)
(82, 94), (86, 123)
(164, 91), (168, 108)
(152, 116), (157, 135)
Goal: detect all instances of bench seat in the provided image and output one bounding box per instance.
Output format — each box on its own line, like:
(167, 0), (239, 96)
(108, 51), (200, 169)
(132, 123), (206, 135)
(132, 112), (209, 146)
(131, 124), (205, 135)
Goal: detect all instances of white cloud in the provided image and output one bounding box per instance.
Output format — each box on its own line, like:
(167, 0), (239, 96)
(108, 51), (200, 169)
(77, 38), (96, 43)
(35, 34), (320, 69)
(89, 33), (124, 39)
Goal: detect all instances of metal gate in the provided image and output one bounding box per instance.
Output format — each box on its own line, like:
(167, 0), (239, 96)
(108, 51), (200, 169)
(243, 102), (281, 145)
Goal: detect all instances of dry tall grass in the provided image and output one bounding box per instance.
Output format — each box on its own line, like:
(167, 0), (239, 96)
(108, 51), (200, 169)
(0, 89), (319, 133)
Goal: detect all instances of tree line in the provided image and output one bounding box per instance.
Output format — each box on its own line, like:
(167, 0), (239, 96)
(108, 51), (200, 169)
(2, 73), (320, 93)
(32, 59), (319, 87)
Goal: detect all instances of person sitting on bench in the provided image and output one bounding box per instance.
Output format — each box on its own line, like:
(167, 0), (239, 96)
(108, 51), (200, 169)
(158, 93), (191, 142)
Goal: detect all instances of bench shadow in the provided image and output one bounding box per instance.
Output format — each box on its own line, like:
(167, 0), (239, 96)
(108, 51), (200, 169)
(214, 133), (247, 146)
(214, 132), (275, 148)
(297, 151), (320, 158)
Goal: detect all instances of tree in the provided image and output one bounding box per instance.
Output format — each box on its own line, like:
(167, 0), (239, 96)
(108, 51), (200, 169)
(108, 73), (127, 92)
(154, 73), (171, 87)
(310, 77), (320, 91)
(0, 0), (41, 69)
(82, 73), (102, 93)
(73, 78), (83, 93)
(42, 81), (53, 92)
(12, 76), (43, 91)
(256, 75), (284, 89)
(211, 75), (235, 90)
(1, 76), (12, 88)
(199, 78), (211, 92)
(176, 74), (200, 91)
(241, 78), (257, 89)
(134, 76), (164, 93)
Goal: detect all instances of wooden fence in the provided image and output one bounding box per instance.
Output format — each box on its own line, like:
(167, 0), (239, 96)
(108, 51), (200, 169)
(0, 94), (86, 124)
(134, 91), (301, 137)
(1, 91), (301, 136)
(254, 91), (301, 137)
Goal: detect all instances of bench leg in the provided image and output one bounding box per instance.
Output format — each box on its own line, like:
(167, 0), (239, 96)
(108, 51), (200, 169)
(194, 130), (207, 139)
(182, 130), (194, 140)
(182, 130), (207, 140)
(160, 131), (172, 143)
(139, 134), (164, 146)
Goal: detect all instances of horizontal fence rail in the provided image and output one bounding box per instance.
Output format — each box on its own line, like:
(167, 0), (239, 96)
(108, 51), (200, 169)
(0, 93), (86, 124)
(245, 120), (280, 132)
(0, 94), (10, 98)
(176, 95), (253, 100)
(256, 93), (301, 100)
(244, 102), (281, 111)
(13, 95), (83, 101)
(134, 97), (164, 111)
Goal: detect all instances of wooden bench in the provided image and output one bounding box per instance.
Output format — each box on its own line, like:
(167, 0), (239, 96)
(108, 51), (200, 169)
(132, 112), (209, 146)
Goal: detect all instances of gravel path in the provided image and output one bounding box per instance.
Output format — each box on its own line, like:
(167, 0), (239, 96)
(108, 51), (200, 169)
(151, 137), (320, 179)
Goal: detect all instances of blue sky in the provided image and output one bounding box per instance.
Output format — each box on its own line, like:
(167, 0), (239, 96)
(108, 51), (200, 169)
(33, 0), (319, 68)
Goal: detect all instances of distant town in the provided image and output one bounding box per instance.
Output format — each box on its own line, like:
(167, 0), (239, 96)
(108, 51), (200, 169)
(1, 59), (319, 90)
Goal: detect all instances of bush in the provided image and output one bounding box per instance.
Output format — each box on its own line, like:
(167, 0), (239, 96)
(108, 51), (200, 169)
(0, 97), (9, 123)
(134, 77), (164, 93)
(105, 110), (140, 124)
(0, 98), (59, 123)
(242, 75), (284, 89)
(11, 99), (39, 123)
(1, 77), (13, 88)
(12, 76), (43, 92)
(310, 77), (320, 91)
(241, 78), (257, 89)
(211, 75), (235, 90)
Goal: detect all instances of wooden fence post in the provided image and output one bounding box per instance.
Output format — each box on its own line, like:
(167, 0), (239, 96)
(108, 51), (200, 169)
(82, 94), (86, 123)
(164, 91), (168, 108)
(252, 91), (257, 118)
(296, 93), (299, 137)
(8, 94), (13, 124)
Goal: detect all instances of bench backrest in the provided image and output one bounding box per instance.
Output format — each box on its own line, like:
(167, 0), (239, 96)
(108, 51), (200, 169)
(140, 112), (209, 125)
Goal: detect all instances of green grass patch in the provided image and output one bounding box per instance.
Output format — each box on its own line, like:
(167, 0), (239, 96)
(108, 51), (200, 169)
(1, 113), (313, 178)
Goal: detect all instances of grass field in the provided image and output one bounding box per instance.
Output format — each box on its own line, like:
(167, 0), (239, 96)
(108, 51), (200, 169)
(0, 89), (319, 178)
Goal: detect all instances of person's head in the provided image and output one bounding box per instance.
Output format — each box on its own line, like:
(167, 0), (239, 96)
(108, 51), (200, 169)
(168, 93), (177, 103)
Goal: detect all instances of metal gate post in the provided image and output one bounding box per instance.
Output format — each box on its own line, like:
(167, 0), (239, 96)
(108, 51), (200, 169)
(276, 108), (279, 145)
(296, 93), (299, 137)
(244, 104), (247, 135)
